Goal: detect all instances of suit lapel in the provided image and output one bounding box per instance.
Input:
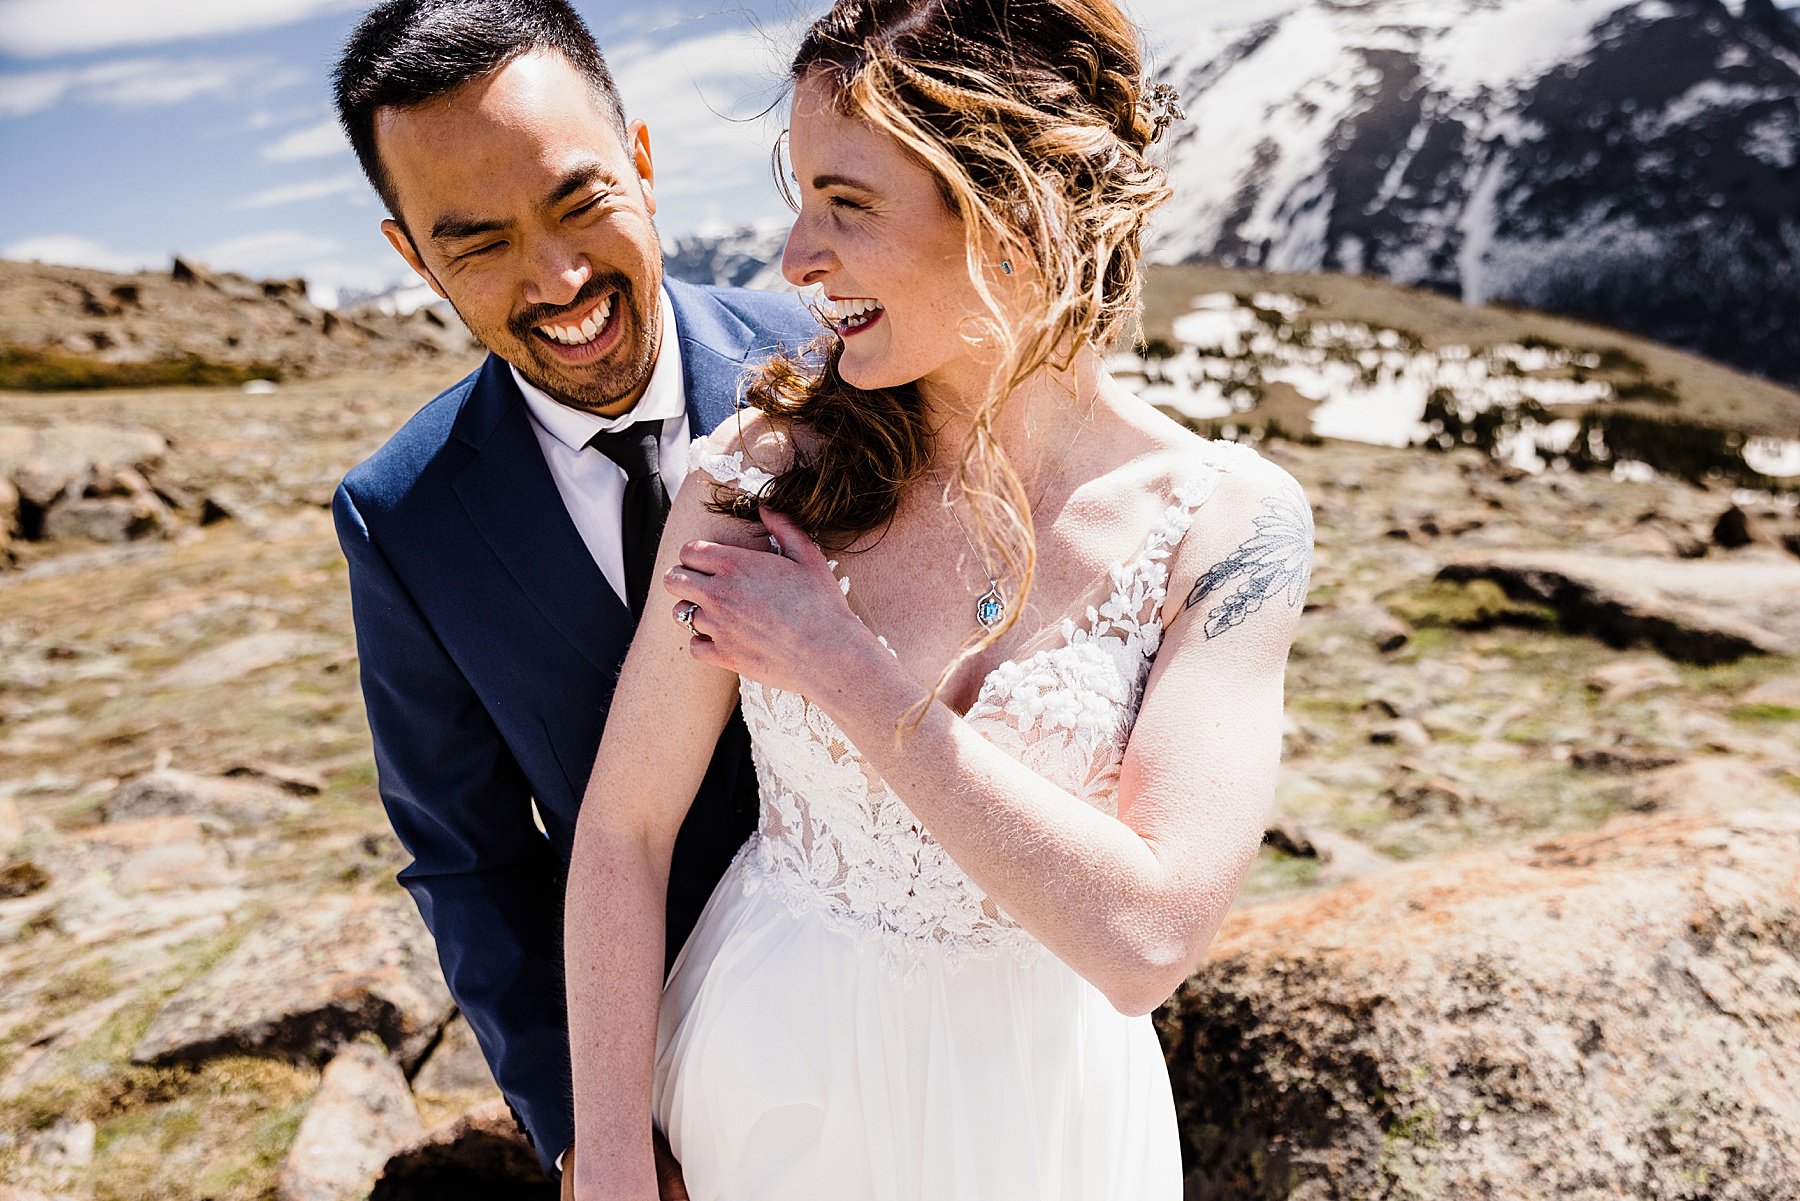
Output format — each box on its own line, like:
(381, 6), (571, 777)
(445, 289), (767, 675)
(450, 357), (632, 675)
(667, 278), (757, 437)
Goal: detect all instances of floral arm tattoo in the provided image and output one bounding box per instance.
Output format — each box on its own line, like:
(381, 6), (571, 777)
(1183, 476), (1314, 639)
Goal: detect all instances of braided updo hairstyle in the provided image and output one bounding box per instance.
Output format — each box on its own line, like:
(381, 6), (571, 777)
(730, 0), (1178, 707)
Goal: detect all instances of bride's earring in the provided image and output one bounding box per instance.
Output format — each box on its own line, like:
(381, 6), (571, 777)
(999, 260), (1014, 275)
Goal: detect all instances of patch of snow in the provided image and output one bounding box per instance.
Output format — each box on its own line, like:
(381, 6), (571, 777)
(1654, 80), (1790, 133)
(1458, 150), (1510, 305)
(1745, 437), (1800, 478)
(1422, 0), (1622, 98)
(1120, 291), (1617, 451)
(1744, 113), (1799, 169)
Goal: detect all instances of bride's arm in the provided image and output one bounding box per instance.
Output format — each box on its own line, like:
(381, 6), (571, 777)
(562, 470), (759, 1200)
(673, 454), (1310, 1018)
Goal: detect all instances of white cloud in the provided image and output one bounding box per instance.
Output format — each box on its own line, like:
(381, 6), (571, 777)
(3, 234), (163, 273)
(200, 230), (343, 271)
(608, 27), (798, 233)
(0, 0), (368, 59)
(238, 171), (367, 208)
(0, 57), (259, 118)
(262, 116), (349, 162)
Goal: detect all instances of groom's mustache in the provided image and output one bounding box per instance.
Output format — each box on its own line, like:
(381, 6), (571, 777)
(509, 273), (633, 342)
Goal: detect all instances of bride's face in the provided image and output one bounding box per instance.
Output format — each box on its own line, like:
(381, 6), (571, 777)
(781, 72), (995, 395)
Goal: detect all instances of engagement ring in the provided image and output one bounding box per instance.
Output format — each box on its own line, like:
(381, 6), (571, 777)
(675, 601), (699, 631)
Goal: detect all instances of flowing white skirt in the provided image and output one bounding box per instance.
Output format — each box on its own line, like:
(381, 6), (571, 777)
(653, 849), (1182, 1201)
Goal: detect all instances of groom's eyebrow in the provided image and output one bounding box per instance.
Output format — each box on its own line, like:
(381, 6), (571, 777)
(430, 213), (507, 244)
(544, 160), (617, 207)
(428, 161), (620, 244)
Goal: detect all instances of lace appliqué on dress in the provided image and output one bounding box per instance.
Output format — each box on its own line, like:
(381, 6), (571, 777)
(690, 434), (1255, 980)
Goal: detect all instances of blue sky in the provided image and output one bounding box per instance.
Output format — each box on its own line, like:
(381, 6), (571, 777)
(0, 0), (829, 302)
(2, 0), (1794, 304)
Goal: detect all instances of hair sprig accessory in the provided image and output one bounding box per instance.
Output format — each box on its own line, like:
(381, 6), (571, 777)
(1144, 82), (1186, 144)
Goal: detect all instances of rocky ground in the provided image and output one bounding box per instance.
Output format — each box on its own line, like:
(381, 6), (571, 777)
(0, 268), (1797, 1199)
(0, 260), (477, 392)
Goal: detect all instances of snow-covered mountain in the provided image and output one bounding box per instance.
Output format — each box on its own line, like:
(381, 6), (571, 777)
(1147, 0), (1800, 384)
(661, 224), (792, 293)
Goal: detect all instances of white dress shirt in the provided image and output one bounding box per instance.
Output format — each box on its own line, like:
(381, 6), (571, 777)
(512, 286), (691, 608)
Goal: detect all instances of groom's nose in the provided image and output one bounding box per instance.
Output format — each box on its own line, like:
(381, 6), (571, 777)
(521, 238), (593, 308)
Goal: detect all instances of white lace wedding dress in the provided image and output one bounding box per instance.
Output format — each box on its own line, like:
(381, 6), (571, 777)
(653, 435), (1262, 1200)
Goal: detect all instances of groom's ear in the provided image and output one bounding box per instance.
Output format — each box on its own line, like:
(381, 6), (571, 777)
(381, 219), (449, 301)
(628, 119), (656, 216)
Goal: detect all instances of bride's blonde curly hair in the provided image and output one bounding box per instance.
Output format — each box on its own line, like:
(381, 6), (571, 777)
(729, 0), (1178, 708)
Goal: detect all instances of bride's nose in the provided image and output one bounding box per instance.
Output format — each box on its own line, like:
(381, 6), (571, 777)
(782, 218), (836, 288)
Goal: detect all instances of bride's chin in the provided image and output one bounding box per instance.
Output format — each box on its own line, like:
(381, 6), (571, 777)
(835, 356), (898, 392)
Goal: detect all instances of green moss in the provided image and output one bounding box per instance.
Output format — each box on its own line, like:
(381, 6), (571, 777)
(1244, 846), (1322, 897)
(89, 1058), (316, 1201)
(1730, 704), (1800, 723)
(1395, 626), (1450, 657)
(0, 347), (284, 391)
(1383, 579), (1556, 632)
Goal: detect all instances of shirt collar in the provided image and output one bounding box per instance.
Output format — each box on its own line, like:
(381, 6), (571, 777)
(512, 285), (685, 452)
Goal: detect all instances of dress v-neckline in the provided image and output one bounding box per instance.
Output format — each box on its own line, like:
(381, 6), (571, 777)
(840, 467), (1216, 720)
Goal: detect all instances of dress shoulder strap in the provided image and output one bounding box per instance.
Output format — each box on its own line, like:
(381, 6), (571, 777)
(688, 432), (776, 498)
(1090, 438), (1264, 650)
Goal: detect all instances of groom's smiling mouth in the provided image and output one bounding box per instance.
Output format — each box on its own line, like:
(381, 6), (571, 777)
(531, 290), (622, 362)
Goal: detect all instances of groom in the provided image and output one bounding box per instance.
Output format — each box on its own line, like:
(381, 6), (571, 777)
(329, 0), (813, 1190)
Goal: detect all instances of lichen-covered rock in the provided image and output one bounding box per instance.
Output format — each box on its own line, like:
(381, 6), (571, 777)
(103, 768), (300, 829)
(276, 1041), (422, 1201)
(412, 1012), (498, 1097)
(1157, 809), (1800, 1201)
(1440, 551), (1800, 662)
(0, 797), (23, 858)
(1603, 756), (1797, 814)
(156, 631), (335, 690)
(131, 892), (452, 1070)
(1585, 656), (1681, 703)
(371, 1099), (553, 1200)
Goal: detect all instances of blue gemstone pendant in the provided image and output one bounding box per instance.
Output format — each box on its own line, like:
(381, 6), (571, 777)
(975, 581), (1006, 630)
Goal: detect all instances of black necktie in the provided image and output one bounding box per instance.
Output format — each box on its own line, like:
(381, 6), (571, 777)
(586, 419), (669, 618)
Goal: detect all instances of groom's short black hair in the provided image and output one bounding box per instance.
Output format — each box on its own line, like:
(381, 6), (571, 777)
(333, 0), (628, 221)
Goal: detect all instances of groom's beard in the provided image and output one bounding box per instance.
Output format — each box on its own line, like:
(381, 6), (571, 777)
(487, 271), (659, 416)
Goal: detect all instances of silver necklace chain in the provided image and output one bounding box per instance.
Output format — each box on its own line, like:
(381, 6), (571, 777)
(942, 490), (1008, 632)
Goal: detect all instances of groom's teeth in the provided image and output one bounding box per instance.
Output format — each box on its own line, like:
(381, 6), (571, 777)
(539, 296), (614, 347)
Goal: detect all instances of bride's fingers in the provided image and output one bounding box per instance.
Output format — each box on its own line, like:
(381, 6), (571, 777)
(758, 510), (827, 573)
(678, 539), (766, 576)
(661, 563), (715, 603)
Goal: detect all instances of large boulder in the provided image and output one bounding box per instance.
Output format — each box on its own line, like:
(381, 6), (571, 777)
(157, 631), (336, 690)
(1438, 550), (1800, 663)
(371, 1100), (554, 1200)
(1158, 809), (1800, 1201)
(0, 423), (173, 548)
(277, 1040), (423, 1201)
(412, 1012), (499, 1097)
(131, 893), (453, 1070)
(103, 767), (300, 830)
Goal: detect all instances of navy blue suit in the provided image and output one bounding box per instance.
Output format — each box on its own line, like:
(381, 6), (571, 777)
(333, 280), (816, 1178)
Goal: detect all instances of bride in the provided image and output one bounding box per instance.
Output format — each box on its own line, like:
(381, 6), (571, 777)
(563, 0), (1312, 1197)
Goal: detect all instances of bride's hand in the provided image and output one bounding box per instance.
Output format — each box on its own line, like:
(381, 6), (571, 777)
(661, 508), (881, 695)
